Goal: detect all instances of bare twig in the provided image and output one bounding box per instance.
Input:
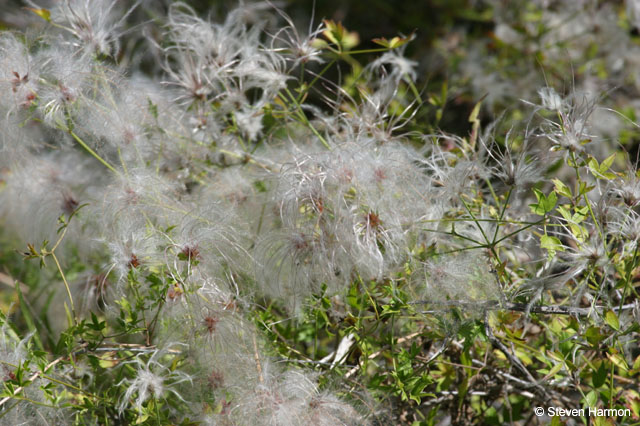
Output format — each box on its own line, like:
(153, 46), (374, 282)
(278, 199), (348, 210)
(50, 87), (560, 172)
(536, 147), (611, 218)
(483, 311), (552, 404)
(91, 344), (181, 354)
(345, 331), (424, 378)
(413, 299), (637, 316)
(0, 356), (64, 408)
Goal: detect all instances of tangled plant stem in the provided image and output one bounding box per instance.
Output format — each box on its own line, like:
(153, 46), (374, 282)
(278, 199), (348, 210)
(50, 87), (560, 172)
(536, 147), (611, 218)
(1, 1), (640, 425)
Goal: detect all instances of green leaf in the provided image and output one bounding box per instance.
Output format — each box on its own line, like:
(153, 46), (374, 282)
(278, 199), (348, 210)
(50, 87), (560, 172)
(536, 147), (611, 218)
(592, 362), (607, 388)
(552, 178), (572, 198)
(529, 189), (557, 215)
(546, 190), (558, 212)
(585, 326), (604, 346)
(63, 302), (73, 328)
(148, 99), (158, 120)
(253, 180), (268, 193)
(600, 153), (616, 172)
(584, 390), (598, 407)
(605, 310), (620, 331)
(557, 205), (572, 221)
(588, 154), (618, 180)
(146, 273), (162, 288)
(89, 312), (106, 331)
(540, 235), (564, 260)
(25, 7), (51, 22)
(346, 284), (362, 309)
(607, 352), (629, 371)
(557, 205), (589, 241)
(468, 94), (487, 150)
(322, 20), (359, 50)
(578, 181), (595, 195)
(572, 205), (589, 223)
(469, 98), (483, 124)
(135, 413), (150, 424)
(372, 33), (414, 49)
(546, 362), (563, 379)
(540, 235), (563, 250)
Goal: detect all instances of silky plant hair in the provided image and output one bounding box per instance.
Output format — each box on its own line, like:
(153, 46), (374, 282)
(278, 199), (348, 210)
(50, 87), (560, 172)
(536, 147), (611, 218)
(2, 0), (640, 424)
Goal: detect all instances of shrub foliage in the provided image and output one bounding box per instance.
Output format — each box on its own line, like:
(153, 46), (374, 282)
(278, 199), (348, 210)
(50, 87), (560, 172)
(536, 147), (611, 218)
(1, 1), (640, 425)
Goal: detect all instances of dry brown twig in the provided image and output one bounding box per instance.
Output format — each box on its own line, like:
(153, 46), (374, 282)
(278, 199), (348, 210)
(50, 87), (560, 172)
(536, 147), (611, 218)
(413, 299), (637, 316)
(344, 331), (449, 379)
(0, 356), (65, 408)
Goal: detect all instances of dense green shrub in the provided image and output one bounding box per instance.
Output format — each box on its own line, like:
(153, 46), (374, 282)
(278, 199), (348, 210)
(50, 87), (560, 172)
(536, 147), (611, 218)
(1, 1), (640, 425)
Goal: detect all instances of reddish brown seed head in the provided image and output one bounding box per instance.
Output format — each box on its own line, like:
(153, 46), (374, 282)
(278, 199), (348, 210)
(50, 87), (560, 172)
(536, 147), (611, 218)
(128, 254), (140, 269)
(167, 284), (183, 300)
(62, 192), (79, 215)
(208, 369), (224, 389)
(180, 245), (200, 260)
(374, 168), (387, 182)
(59, 84), (75, 102)
(204, 316), (218, 334)
(11, 71), (28, 93)
(366, 211), (381, 230)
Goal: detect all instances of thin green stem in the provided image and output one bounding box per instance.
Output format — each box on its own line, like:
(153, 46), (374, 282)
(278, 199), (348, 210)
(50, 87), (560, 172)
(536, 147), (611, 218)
(51, 252), (76, 324)
(494, 221), (545, 245)
(421, 227), (485, 246)
(70, 130), (117, 173)
(484, 178), (500, 206)
(283, 87), (331, 149)
(459, 196), (491, 246)
(333, 47), (392, 55)
(404, 73), (423, 104)
(569, 152), (608, 257)
(619, 245), (638, 312)
(418, 217), (541, 226)
(298, 59), (335, 102)
(492, 187), (512, 244)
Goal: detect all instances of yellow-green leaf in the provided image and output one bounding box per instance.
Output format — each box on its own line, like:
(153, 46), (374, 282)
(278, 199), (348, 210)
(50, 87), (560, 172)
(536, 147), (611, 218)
(552, 178), (572, 198)
(24, 7), (50, 22)
(607, 352), (629, 372)
(98, 352), (118, 369)
(585, 390), (598, 407)
(540, 235), (564, 258)
(605, 310), (620, 331)
(600, 153), (616, 172)
(372, 33), (414, 49)
(544, 362), (563, 380)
